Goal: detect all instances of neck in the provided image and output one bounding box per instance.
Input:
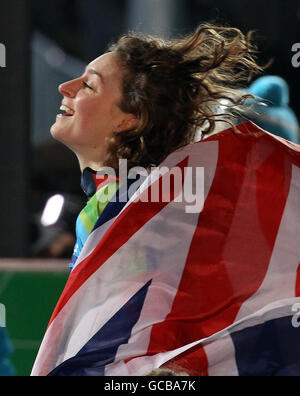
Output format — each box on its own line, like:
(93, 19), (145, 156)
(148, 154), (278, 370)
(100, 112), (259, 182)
(78, 158), (104, 173)
(74, 147), (106, 173)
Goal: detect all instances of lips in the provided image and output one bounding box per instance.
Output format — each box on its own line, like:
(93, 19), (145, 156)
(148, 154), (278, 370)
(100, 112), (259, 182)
(58, 104), (75, 117)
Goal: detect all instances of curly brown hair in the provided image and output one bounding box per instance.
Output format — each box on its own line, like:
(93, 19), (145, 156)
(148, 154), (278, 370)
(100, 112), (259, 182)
(104, 23), (263, 171)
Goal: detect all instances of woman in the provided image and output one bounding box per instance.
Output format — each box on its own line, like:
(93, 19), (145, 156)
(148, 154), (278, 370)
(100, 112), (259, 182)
(51, 24), (261, 273)
(32, 24), (300, 377)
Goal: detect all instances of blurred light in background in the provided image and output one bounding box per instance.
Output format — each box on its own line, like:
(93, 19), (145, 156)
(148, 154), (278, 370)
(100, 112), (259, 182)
(44, 45), (66, 68)
(41, 194), (65, 227)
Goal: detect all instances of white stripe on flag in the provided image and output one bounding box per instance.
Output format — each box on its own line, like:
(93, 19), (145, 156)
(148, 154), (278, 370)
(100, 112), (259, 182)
(205, 334), (239, 376)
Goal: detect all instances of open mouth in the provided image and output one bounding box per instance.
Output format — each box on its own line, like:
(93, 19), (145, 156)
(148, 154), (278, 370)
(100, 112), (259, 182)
(58, 105), (75, 117)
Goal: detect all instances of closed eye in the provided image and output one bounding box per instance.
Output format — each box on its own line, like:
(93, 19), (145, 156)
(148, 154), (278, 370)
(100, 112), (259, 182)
(83, 81), (93, 90)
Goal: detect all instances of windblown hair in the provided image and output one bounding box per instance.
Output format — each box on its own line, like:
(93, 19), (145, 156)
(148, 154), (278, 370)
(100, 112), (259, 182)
(104, 23), (263, 171)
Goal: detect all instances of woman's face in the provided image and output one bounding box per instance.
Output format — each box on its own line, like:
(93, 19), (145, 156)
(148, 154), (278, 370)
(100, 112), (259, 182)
(51, 52), (136, 162)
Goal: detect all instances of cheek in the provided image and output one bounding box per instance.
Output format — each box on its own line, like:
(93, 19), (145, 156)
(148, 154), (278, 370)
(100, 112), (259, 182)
(76, 98), (96, 120)
(75, 97), (111, 128)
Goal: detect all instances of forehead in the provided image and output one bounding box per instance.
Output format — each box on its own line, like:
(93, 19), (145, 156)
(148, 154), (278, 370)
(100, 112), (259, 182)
(88, 52), (124, 83)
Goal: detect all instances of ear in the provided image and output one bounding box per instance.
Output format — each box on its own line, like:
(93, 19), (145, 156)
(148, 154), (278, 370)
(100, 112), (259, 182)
(116, 113), (138, 133)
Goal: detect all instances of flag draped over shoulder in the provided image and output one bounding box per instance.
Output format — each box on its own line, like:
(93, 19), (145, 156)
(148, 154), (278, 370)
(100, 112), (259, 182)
(31, 121), (300, 376)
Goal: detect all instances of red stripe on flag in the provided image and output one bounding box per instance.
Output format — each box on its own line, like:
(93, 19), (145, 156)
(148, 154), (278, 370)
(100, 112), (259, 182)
(146, 124), (291, 375)
(48, 157), (189, 326)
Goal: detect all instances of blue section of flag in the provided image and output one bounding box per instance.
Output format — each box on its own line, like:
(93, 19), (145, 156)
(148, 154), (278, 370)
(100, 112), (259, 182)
(48, 280), (152, 376)
(231, 316), (300, 376)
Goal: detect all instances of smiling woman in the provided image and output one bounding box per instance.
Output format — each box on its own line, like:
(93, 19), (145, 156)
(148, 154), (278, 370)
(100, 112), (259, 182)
(32, 23), (272, 377)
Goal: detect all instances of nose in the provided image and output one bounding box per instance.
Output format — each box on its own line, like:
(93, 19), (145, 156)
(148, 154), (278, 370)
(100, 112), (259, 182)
(58, 78), (81, 98)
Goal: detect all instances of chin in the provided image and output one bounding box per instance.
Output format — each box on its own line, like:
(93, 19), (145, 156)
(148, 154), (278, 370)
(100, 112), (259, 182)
(50, 124), (68, 145)
(50, 125), (61, 140)
(50, 124), (80, 155)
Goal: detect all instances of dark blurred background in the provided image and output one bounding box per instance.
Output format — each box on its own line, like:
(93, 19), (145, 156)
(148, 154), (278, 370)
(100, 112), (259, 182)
(0, 0), (300, 259)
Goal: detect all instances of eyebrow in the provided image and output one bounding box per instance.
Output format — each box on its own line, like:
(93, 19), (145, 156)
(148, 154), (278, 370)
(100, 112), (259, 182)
(86, 68), (105, 83)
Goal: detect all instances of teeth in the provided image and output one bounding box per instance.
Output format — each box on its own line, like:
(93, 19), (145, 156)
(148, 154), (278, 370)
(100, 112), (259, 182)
(60, 105), (75, 115)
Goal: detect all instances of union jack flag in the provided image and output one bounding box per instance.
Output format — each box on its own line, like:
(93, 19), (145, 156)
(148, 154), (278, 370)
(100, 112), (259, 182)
(31, 122), (300, 376)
